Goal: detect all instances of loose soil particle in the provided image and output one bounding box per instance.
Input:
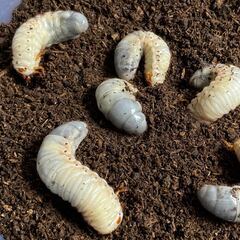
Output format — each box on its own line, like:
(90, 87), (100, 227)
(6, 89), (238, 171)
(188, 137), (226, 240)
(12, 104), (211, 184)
(1, 0), (240, 239)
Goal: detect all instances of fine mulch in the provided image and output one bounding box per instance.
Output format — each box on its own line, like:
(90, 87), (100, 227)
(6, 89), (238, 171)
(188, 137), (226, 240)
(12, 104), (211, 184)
(1, 0), (240, 239)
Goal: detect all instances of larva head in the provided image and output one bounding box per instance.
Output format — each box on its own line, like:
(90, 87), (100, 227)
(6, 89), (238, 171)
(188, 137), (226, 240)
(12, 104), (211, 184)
(189, 65), (215, 89)
(114, 34), (143, 81)
(50, 121), (88, 151)
(198, 184), (240, 222)
(60, 11), (89, 39)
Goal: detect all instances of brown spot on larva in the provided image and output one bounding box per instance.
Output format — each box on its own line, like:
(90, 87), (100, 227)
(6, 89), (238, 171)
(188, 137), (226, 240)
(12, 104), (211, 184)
(35, 49), (45, 61)
(115, 214), (122, 225)
(145, 71), (153, 85)
(17, 67), (27, 73)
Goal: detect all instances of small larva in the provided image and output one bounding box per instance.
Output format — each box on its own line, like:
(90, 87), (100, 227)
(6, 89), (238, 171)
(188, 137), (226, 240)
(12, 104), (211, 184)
(95, 78), (147, 134)
(198, 138), (240, 222)
(188, 64), (240, 122)
(12, 11), (89, 80)
(114, 30), (171, 86)
(37, 121), (123, 235)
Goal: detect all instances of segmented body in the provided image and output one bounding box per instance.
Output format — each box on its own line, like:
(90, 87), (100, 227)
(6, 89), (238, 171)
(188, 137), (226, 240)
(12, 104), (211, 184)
(198, 184), (240, 222)
(198, 138), (240, 222)
(37, 121), (123, 234)
(114, 31), (171, 86)
(95, 78), (147, 134)
(188, 64), (240, 122)
(12, 11), (88, 79)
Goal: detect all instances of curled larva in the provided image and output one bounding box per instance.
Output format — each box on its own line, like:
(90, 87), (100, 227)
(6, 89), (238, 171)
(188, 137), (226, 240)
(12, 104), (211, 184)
(188, 64), (240, 122)
(95, 78), (147, 134)
(12, 11), (88, 80)
(114, 30), (171, 86)
(198, 184), (240, 222)
(37, 121), (123, 235)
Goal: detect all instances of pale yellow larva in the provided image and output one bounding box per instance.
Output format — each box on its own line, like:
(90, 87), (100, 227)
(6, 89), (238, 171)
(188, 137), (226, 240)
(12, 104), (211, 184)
(188, 64), (240, 122)
(12, 11), (88, 80)
(37, 121), (123, 235)
(114, 30), (171, 86)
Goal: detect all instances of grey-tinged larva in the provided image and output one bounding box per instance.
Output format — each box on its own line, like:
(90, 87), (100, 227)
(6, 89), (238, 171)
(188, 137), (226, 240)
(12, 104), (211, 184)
(198, 184), (240, 222)
(188, 64), (240, 122)
(114, 30), (171, 86)
(198, 138), (240, 222)
(37, 121), (123, 235)
(12, 11), (89, 80)
(95, 78), (147, 134)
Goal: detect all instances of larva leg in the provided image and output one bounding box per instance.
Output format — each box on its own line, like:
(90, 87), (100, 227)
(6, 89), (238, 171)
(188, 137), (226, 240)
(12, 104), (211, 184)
(12, 11), (89, 80)
(222, 139), (234, 151)
(33, 66), (45, 75)
(115, 185), (128, 196)
(37, 121), (123, 234)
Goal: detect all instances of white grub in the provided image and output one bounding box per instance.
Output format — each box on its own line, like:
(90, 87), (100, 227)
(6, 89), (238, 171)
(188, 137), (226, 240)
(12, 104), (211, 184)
(95, 78), (147, 134)
(188, 64), (240, 122)
(37, 121), (123, 234)
(12, 11), (88, 80)
(198, 184), (240, 222)
(114, 31), (171, 86)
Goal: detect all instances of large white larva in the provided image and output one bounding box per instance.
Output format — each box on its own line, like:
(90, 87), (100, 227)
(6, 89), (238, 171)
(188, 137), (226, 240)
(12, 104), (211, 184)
(95, 78), (147, 134)
(36, 121), (123, 235)
(12, 11), (88, 80)
(188, 64), (240, 122)
(114, 30), (171, 86)
(198, 138), (240, 222)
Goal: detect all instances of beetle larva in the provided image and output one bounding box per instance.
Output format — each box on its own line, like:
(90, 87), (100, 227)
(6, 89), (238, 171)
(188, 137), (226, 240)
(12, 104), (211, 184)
(198, 184), (240, 222)
(12, 11), (88, 80)
(198, 138), (240, 222)
(95, 78), (147, 134)
(37, 121), (123, 235)
(114, 31), (171, 86)
(188, 64), (240, 122)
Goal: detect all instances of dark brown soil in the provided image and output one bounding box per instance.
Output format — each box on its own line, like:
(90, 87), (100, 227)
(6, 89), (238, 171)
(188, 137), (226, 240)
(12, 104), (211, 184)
(1, 0), (240, 239)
